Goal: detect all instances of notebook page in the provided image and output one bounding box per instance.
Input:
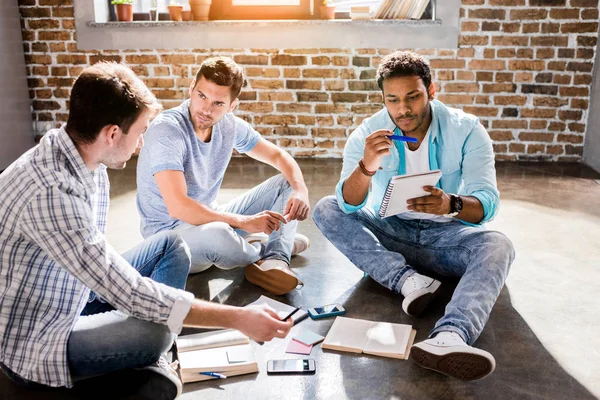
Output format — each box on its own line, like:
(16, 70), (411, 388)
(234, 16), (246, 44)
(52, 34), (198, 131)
(363, 322), (413, 358)
(381, 170), (442, 218)
(322, 317), (372, 353)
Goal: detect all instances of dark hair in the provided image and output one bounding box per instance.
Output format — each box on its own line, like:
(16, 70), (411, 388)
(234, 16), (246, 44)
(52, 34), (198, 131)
(66, 62), (161, 145)
(194, 56), (246, 99)
(376, 51), (432, 91)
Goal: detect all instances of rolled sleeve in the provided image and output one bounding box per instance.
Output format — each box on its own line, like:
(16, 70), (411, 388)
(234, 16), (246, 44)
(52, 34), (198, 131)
(334, 123), (370, 214)
(166, 290), (195, 334)
(460, 123), (500, 225)
(335, 179), (369, 213)
(233, 116), (261, 154)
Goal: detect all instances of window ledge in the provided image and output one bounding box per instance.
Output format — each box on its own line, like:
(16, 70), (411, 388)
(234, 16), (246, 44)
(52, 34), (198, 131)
(75, 2), (459, 50)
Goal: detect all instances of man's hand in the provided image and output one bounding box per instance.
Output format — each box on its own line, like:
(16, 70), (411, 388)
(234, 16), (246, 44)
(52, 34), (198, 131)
(362, 129), (394, 172)
(284, 189), (310, 221)
(239, 211), (287, 234)
(407, 186), (451, 215)
(235, 305), (294, 342)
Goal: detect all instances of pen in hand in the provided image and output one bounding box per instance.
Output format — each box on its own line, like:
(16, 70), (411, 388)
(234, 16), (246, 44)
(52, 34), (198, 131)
(199, 372), (227, 379)
(387, 134), (418, 143)
(280, 307), (301, 322)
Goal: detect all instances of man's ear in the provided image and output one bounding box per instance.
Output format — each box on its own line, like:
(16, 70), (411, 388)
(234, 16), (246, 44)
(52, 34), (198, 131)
(228, 98), (239, 113)
(189, 80), (196, 97)
(100, 124), (120, 146)
(428, 82), (436, 101)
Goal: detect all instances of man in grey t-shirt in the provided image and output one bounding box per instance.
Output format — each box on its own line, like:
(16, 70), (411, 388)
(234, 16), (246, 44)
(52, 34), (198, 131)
(136, 57), (310, 295)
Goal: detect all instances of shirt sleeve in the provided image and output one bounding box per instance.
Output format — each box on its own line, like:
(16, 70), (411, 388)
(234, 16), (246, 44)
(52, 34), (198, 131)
(145, 120), (187, 176)
(19, 187), (194, 334)
(233, 116), (260, 154)
(461, 122), (500, 224)
(335, 123), (370, 214)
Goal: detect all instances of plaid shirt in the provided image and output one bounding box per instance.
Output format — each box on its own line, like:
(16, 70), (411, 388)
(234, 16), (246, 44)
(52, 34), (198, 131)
(0, 127), (193, 388)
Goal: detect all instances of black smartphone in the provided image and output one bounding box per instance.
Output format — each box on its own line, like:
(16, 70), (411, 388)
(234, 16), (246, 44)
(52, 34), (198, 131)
(267, 359), (316, 374)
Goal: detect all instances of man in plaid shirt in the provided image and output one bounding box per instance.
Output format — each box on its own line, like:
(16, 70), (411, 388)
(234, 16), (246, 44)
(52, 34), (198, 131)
(0, 62), (292, 399)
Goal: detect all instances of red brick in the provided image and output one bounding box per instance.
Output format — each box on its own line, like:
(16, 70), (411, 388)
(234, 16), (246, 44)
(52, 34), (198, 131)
(508, 60), (545, 71)
(315, 104), (350, 114)
(302, 69), (338, 78)
(311, 56), (331, 66)
(52, 6), (74, 18)
(558, 134), (584, 143)
(491, 36), (529, 46)
(531, 36), (568, 46)
(161, 54), (196, 64)
(271, 55), (307, 66)
(38, 31), (71, 41)
(436, 94), (474, 104)
(286, 80), (322, 90)
(316, 116), (334, 126)
(534, 97), (568, 107)
(461, 22), (479, 32)
(468, 60), (506, 70)
(459, 36), (490, 46)
(125, 55), (159, 64)
(273, 127), (308, 136)
(297, 92), (329, 102)
(312, 128), (347, 138)
(56, 54), (87, 65)
(561, 22), (598, 33)
(429, 59), (466, 69)
(494, 96), (527, 106)
(259, 91), (294, 101)
(469, 9), (506, 19)
(237, 102), (274, 113)
(298, 116), (316, 125)
(27, 19), (60, 29)
(277, 104), (312, 113)
(249, 79), (283, 89)
(549, 9), (580, 19)
(254, 115), (296, 125)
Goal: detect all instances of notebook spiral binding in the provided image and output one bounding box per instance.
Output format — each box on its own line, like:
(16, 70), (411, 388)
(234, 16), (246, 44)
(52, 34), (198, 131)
(378, 181), (396, 218)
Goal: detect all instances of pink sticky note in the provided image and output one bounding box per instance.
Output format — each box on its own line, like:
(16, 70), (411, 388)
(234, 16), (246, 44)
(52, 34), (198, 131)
(286, 339), (313, 355)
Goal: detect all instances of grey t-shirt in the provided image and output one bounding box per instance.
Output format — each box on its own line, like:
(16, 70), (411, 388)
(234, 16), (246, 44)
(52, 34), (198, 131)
(136, 100), (260, 238)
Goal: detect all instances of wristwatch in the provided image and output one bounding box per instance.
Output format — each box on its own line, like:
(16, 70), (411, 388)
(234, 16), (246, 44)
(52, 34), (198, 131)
(445, 194), (463, 217)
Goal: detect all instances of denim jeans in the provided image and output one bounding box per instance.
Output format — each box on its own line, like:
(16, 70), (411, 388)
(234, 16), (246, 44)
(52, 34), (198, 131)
(173, 173), (297, 274)
(313, 196), (515, 345)
(68, 231), (191, 381)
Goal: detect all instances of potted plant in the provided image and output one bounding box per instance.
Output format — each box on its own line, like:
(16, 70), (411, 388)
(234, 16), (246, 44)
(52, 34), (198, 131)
(189, 0), (212, 21)
(112, 0), (134, 22)
(168, 0), (184, 21)
(149, 0), (158, 21)
(320, 0), (336, 19)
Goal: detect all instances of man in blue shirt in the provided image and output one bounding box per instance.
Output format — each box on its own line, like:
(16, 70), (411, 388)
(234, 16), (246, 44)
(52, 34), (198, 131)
(313, 51), (515, 381)
(137, 57), (310, 295)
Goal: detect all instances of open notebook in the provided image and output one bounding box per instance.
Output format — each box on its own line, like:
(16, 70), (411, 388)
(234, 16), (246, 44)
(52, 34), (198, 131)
(378, 169), (442, 218)
(322, 316), (416, 360)
(176, 329), (258, 383)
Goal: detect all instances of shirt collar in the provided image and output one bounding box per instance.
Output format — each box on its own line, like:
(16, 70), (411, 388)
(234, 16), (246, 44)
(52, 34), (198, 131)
(56, 126), (98, 193)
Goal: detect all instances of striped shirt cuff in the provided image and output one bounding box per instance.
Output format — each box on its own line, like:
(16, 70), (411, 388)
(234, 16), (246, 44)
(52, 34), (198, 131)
(166, 290), (195, 334)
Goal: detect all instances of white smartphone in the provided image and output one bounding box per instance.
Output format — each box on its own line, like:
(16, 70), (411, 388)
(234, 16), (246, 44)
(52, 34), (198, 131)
(267, 359), (316, 374)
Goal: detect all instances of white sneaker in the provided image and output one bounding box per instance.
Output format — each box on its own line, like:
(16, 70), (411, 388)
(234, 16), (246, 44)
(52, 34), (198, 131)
(400, 273), (441, 316)
(245, 233), (310, 257)
(138, 356), (182, 399)
(410, 332), (496, 381)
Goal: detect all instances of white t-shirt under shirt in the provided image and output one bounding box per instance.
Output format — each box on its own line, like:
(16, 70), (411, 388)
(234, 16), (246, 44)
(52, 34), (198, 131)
(397, 129), (452, 223)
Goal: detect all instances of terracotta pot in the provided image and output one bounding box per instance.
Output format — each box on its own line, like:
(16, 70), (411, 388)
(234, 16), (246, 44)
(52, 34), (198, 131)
(320, 5), (335, 19)
(182, 10), (192, 21)
(114, 4), (133, 22)
(189, 0), (212, 21)
(168, 4), (184, 21)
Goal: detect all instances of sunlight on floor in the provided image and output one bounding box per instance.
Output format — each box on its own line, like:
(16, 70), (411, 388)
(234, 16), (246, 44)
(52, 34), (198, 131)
(491, 199), (600, 398)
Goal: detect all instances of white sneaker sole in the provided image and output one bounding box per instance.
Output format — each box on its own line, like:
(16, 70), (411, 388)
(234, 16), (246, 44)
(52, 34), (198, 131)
(401, 279), (441, 316)
(410, 342), (496, 381)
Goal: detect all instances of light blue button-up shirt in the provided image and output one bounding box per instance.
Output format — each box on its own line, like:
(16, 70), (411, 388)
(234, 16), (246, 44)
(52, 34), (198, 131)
(335, 100), (499, 226)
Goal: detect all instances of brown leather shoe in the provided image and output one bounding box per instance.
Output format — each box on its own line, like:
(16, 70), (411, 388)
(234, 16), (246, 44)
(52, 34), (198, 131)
(244, 259), (303, 295)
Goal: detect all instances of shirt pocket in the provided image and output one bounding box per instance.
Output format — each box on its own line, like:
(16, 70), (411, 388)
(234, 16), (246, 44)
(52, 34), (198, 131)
(440, 157), (461, 177)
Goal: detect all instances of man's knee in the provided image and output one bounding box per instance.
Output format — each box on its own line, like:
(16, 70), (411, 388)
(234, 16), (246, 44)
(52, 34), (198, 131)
(484, 231), (516, 271)
(162, 232), (192, 276)
(313, 195), (340, 229)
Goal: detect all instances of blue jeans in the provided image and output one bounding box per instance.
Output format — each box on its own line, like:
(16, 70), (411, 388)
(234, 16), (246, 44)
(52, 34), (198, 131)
(173, 174), (297, 274)
(313, 196), (515, 345)
(67, 231), (191, 381)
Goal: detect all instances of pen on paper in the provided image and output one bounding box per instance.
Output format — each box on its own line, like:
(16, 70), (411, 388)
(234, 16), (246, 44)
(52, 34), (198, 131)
(199, 372), (227, 379)
(387, 135), (418, 143)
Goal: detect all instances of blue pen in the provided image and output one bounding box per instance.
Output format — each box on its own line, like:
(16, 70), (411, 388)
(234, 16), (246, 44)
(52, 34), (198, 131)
(387, 134), (418, 143)
(199, 372), (227, 379)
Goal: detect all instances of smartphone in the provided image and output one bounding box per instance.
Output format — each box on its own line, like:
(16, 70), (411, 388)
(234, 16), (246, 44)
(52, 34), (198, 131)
(307, 304), (345, 320)
(267, 359), (316, 375)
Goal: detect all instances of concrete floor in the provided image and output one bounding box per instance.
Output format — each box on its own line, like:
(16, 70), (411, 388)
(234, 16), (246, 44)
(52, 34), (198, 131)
(1, 158), (599, 400)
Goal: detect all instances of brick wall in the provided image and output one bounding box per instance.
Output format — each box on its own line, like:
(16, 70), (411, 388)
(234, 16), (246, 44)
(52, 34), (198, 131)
(19, 0), (599, 161)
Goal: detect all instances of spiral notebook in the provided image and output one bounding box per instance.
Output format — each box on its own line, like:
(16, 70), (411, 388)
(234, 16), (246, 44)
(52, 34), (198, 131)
(378, 169), (442, 218)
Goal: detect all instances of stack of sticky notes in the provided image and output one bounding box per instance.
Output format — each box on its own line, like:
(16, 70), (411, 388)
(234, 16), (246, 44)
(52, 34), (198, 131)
(285, 331), (325, 355)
